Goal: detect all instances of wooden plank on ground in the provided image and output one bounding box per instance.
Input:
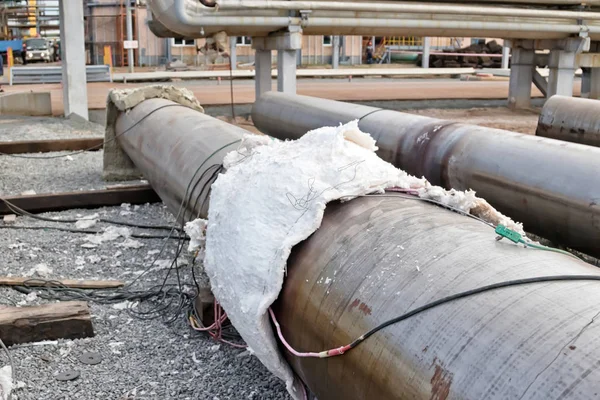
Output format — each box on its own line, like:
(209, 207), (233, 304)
(0, 184), (160, 215)
(0, 138), (103, 154)
(0, 301), (94, 346)
(0, 277), (124, 289)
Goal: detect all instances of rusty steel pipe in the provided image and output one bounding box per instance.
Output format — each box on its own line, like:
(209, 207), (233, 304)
(115, 98), (600, 400)
(537, 95), (600, 147)
(251, 92), (600, 258)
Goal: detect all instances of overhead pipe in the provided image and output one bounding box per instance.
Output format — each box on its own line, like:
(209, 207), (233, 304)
(302, 17), (600, 35)
(115, 96), (600, 400)
(537, 95), (600, 147)
(217, 0), (600, 20)
(148, 0), (600, 39)
(252, 92), (600, 258)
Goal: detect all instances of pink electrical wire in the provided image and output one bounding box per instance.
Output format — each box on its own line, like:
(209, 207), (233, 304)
(385, 187), (420, 195)
(268, 308), (351, 358)
(191, 300), (247, 349)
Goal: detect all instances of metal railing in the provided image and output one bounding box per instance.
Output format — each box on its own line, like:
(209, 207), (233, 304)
(9, 65), (112, 85)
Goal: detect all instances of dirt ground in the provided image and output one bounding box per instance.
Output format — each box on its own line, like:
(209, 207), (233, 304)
(404, 107), (541, 134)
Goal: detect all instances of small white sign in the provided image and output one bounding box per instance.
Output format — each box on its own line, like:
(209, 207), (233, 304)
(123, 40), (139, 49)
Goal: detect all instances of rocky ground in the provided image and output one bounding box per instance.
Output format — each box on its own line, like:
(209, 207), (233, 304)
(0, 116), (290, 400)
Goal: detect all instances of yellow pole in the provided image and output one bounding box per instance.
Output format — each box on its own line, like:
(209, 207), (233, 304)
(104, 45), (113, 78)
(7, 47), (13, 69)
(29, 0), (37, 37)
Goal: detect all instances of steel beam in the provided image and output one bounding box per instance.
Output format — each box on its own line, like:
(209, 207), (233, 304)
(252, 92), (600, 257)
(0, 185), (159, 215)
(112, 98), (600, 400)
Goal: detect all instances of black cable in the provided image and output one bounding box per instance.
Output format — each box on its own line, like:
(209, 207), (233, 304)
(0, 197), (180, 231)
(347, 275), (600, 351)
(0, 224), (184, 240)
(0, 103), (185, 159)
(367, 192), (495, 228)
(358, 108), (384, 122)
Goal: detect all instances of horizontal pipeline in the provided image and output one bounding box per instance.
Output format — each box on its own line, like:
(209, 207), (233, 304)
(114, 97), (600, 400)
(251, 92), (600, 258)
(537, 95), (600, 147)
(217, 0), (600, 20)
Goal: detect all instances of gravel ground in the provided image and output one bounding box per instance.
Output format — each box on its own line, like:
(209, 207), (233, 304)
(0, 116), (289, 399)
(0, 204), (290, 400)
(0, 150), (142, 196)
(0, 116), (103, 142)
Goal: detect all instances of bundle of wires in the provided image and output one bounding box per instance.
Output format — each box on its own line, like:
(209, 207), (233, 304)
(0, 111), (244, 346)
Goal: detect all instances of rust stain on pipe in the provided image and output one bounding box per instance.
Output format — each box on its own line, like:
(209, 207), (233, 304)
(430, 358), (454, 400)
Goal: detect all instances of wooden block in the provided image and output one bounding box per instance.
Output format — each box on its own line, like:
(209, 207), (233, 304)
(0, 277), (124, 289)
(194, 287), (215, 327)
(0, 138), (103, 155)
(0, 301), (94, 346)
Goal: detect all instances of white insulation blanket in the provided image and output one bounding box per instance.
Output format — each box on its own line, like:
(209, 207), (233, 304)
(202, 121), (522, 399)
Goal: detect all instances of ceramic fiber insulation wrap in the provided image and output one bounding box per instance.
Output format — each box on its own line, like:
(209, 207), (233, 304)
(201, 121), (523, 399)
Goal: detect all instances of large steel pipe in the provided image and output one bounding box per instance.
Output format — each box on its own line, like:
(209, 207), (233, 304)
(115, 98), (600, 400)
(277, 195), (600, 400)
(114, 98), (245, 220)
(252, 92), (600, 257)
(537, 95), (600, 147)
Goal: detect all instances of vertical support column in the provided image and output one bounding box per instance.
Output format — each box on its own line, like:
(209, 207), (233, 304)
(547, 50), (576, 98)
(255, 49), (272, 100)
(581, 67), (591, 98)
(166, 38), (172, 63)
(125, 0), (134, 73)
(59, 0), (89, 120)
(502, 46), (510, 69)
(277, 49), (297, 93)
(422, 37), (431, 69)
(332, 36), (340, 69)
(253, 30), (301, 98)
(508, 47), (534, 109)
(358, 36), (362, 65)
(590, 68), (600, 99)
(229, 37), (237, 70)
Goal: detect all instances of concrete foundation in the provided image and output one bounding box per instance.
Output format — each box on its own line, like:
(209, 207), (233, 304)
(422, 37), (431, 69)
(332, 36), (340, 69)
(59, 0), (89, 120)
(547, 49), (576, 98)
(507, 38), (588, 108)
(277, 50), (297, 93)
(254, 49), (272, 100)
(508, 48), (534, 109)
(229, 36), (237, 70)
(252, 30), (301, 98)
(502, 46), (510, 69)
(0, 92), (52, 116)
